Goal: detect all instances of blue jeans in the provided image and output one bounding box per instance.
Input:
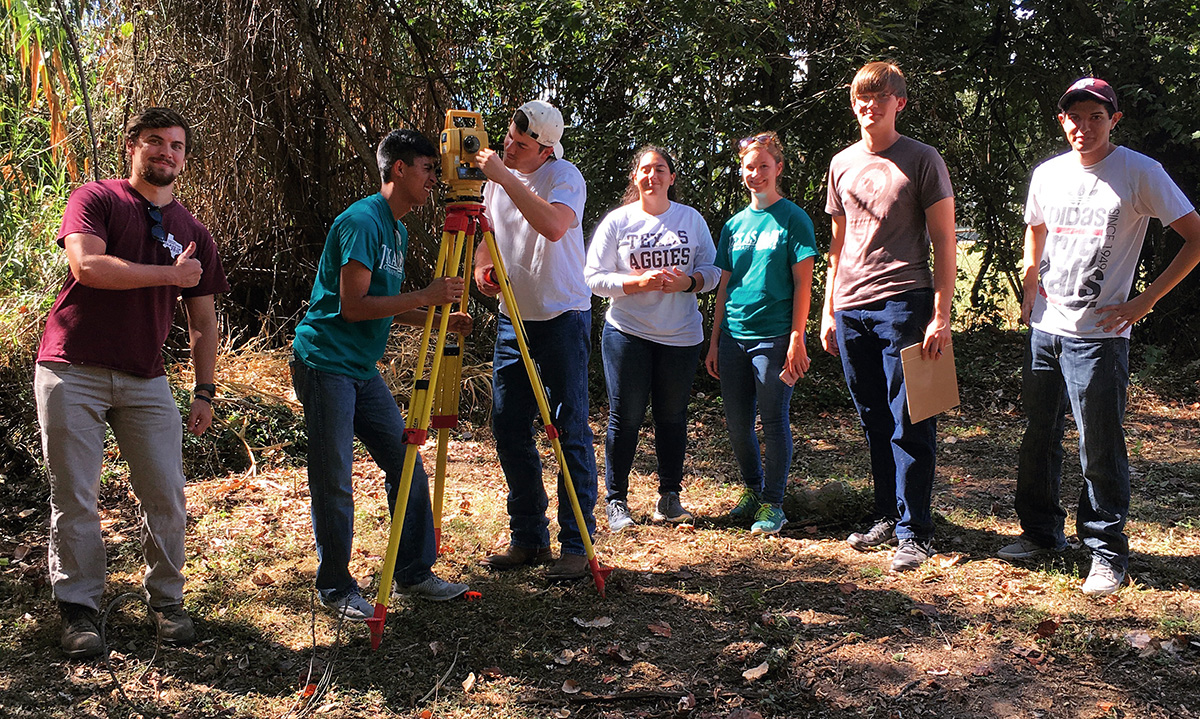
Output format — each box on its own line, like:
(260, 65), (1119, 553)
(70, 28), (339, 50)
(1017, 329), (1130, 571)
(600, 322), (703, 502)
(492, 310), (597, 555)
(717, 332), (795, 506)
(291, 358), (435, 599)
(834, 289), (936, 542)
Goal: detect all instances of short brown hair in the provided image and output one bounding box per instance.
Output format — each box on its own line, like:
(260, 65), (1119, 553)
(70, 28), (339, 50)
(851, 62), (907, 101)
(125, 107), (192, 155)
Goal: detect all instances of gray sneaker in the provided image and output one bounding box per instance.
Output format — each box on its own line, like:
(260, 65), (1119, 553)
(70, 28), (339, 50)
(652, 492), (693, 523)
(891, 538), (934, 572)
(997, 536), (1068, 561)
(320, 591), (374, 622)
(396, 574), (469, 602)
(847, 518), (898, 551)
(607, 500), (635, 532)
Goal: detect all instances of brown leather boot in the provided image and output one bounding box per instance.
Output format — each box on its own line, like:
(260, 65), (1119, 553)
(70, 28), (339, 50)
(480, 545), (552, 570)
(150, 603), (197, 645)
(59, 602), (103, 659)
(546, 553), (590, 580)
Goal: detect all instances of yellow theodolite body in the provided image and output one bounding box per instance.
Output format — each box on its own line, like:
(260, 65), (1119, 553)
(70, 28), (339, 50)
(439, 110), (489, 202)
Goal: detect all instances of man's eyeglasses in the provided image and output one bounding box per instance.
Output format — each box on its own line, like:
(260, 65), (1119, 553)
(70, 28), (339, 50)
(737, 132), (779, 152)
(854, 91), (895, 106)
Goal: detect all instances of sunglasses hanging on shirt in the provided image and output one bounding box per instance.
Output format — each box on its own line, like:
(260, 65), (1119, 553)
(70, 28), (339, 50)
(147, 203), (185, 258)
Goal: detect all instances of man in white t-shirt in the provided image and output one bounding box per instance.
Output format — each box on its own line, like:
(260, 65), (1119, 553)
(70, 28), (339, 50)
(999, 77), (1200, 596)
(472, 100), (597, 580)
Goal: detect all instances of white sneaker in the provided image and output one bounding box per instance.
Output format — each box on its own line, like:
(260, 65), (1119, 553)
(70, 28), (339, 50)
(1081, 560), (1125, 597)
(320, 591), (374, 622)
(396, 574), (469, 602)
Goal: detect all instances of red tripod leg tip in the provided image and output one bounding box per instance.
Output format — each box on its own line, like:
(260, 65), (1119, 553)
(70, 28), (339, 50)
(588, 558), (613, 598)
(367, 604), (388, 650)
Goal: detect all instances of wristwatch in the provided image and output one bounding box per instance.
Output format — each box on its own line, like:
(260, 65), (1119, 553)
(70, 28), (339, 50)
(194, 383), (216, 404)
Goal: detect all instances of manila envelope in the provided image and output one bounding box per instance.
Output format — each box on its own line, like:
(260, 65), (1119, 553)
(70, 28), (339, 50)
(900, 341), (960, 424)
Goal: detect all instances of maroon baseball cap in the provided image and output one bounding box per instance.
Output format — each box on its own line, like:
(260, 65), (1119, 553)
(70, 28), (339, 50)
(1058, 77), (1119, 112)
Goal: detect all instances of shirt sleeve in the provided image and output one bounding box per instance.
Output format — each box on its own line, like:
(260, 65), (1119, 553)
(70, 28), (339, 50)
(825, 163), (845, 217)
(1023, 168), (1044, 226)
(181, 226), (231, 298)
(788, 205), (819, 265)
(584, 210), (627, 298)
(715, 222), (734, 272)
(1135, 161), (1195, 226)
(337, 213), (379, 271)
(547, 162), (587, 229)
(919, 147), (954, 210)
(689, 210), (721, 293)
(57, 183), (112, 246)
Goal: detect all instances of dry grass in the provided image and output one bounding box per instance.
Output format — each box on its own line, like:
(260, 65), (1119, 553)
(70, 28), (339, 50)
(1, 330), (1198, 719)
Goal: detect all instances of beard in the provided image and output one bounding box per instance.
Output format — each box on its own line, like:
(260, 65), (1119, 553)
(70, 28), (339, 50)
(138, 162), (179, 187)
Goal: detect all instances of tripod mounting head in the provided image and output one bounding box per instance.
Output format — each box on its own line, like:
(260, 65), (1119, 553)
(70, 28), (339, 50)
(440, 110), (489, 203)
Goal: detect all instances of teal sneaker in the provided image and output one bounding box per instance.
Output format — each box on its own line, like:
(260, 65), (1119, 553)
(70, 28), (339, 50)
(750, 504), (787, 535)
(726, 487), (760, 522)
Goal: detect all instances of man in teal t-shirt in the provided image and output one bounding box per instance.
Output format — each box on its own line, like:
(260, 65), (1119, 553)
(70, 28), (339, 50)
(291, 129), (472, 621)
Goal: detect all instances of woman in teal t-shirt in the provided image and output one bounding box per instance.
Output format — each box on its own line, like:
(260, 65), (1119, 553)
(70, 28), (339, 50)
(705, 131), (818, 535)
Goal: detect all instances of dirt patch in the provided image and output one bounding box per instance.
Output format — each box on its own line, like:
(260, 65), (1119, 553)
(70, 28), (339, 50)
(1, 330), (1198, 718)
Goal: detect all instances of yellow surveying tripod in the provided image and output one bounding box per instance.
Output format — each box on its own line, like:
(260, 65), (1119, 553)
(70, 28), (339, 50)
(367, 111), (610, 650)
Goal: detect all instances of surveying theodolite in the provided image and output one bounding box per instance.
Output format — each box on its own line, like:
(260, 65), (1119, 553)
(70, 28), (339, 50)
(366, 110), (611, 649)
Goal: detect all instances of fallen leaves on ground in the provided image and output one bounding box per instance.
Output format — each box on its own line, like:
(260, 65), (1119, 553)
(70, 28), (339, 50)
(554, 649), (576, 665)
(573, 616), (613, 628)
(742, 662), (769, 682)
(1010, 646), (1046, 665)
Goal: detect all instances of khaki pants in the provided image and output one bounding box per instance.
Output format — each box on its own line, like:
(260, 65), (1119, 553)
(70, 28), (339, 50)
(34, 362), (187, 611)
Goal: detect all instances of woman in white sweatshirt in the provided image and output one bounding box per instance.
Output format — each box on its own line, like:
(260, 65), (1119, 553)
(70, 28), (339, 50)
(585, 146), (720, 532)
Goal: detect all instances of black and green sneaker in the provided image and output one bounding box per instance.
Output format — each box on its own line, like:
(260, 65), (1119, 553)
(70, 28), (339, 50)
(726, 487), (760, 523)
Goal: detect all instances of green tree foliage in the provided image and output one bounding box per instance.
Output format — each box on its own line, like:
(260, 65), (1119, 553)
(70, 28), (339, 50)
(836, 0), (1200, 339)
(10, 0), (1200, 342)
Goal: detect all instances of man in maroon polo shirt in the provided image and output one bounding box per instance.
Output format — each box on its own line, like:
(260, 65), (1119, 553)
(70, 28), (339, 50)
(34, 108), (229, 657)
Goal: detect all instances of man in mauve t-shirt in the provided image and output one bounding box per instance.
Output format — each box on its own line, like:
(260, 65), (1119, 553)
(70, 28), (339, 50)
(821, 62), (957, 572)
(34, 108), (228, 657)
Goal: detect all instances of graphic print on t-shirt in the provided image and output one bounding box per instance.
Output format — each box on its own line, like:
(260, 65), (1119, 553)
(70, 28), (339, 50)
(1039, 179), (1120, 311)
(379, 230), (405, 278)
(624, 228), (692, 270)
(847, 161), (895, 215)
(729, 227), (783, 254)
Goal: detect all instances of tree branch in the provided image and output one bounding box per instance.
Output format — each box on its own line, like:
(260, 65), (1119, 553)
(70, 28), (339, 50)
(287, 0), (376, 184)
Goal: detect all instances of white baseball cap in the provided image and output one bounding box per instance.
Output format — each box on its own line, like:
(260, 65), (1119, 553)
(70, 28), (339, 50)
(516, 100), (565, 159)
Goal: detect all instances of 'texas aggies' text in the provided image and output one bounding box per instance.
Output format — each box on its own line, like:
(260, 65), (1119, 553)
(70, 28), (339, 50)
(1041, 195), (1121, 310)
(623, 229), (692, 270)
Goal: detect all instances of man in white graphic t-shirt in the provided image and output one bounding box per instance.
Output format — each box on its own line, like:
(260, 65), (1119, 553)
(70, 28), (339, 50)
(471, 101), (597, 581)
(999, 77), (1200, 596)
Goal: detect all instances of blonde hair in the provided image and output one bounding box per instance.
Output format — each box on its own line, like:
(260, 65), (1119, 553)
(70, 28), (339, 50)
(851, 61), (908, 101)
(736, 131), (785, 165)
